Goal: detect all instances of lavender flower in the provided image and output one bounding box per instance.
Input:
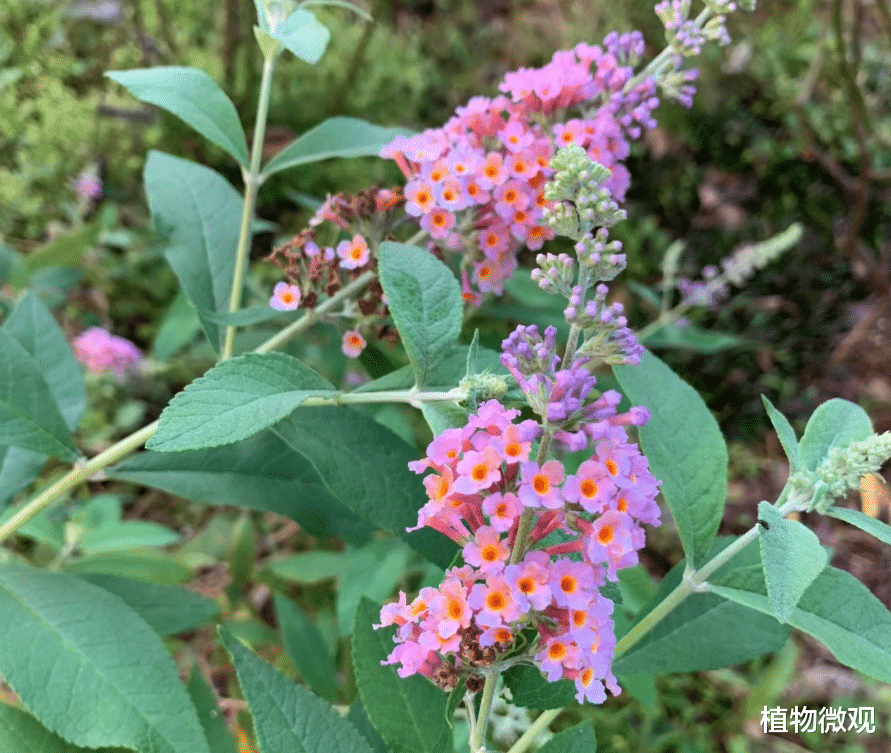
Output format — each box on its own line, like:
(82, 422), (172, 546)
(73, 327), (142, 380)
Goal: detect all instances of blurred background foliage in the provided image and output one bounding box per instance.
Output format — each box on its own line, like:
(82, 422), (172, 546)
(1, 1), (890, 749)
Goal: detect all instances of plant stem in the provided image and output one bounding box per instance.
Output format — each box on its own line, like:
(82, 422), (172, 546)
(505, 708), (561, 753)
(469, 670), (498, 753)
(222, 54), (276, 360)
(0, 422), (159, 544)
(255, 270), (375, 354)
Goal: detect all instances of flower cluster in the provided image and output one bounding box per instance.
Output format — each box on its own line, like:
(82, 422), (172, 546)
(73, 327), (142, 379)
(376, 397), (660, 704)
(381, 35), (660, 298)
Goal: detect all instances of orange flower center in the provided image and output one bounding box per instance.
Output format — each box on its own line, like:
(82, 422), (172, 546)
(548, 642), (567, 660)
(487, 592), (505, 611)
(518, 577), (535, 594)
(495, 628), (512, 642)
(598, 525), (615, 545)
(617, 497), (628, 512)
(605, 459), (619, 476)
(350, 247), (363, 260)
(505, 443), (521, 457)
(504, 189), (518, 203)
(481, 545), (500, 562)
(280, 293), (294, 303)
(573, 610), (587, 627)
(448, 600), (463, 620)
(495, 503), (508, 516)
(471, 463), (488, 481)
(532, 474), (549, 494)
(560, 575), (577, 594)
(410, 600), (427, 617)
(580, 668), (593, 686)
(432, 212), (447, 227)
(579, 479), (597, 498)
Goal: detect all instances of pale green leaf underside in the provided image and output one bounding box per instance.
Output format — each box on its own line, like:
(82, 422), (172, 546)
(798, 398), (873, 471)
(760, 395), (799, 470)
(826, 506), (891, 547)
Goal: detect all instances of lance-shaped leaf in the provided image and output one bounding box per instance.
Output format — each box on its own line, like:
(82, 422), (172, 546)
(0, 562), (210, 753)
(757, 501), (828, 623)
(147, 352), (336, 451)
(760, 395), (799, 470)
(378, 242), (462, 387)
(268, 8), (330, 63)
(613, 538), (790, 675)
(221, 627), (374, 753)
(187, 666), (238, 753)
(0, 329), (79, 461)
(264, 117), (411, 176)
(5, 291), (86, 431)
(798, 398), (873, 471)
(144, 150), (243, 352)
(613, 349), (726, 568)
(273, 407), (458, 569)
(0, 445), (46, 506)
(712, 564), (891, 683)
(0, 704), (123, 753)
(351, 598), (451, 753)
(109, 430), (374, 542)
(275, 595), (338, 701)
(825, 505), (891, 547)
(537, 723), (597, 753)
(107, 67), (248, 166)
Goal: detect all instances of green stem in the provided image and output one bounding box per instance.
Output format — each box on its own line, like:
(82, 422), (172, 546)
(505, 708), (562, 753)
(304, 387), (468, 407)
(0, 422), (159, 544)
(508, 433), (552, 565)
(222, 54), (276, 360)
(468, 670), (498, 753)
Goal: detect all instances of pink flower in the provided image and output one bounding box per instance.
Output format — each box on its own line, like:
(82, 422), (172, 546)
(563, 459), (615, 514)
(270, 282), (302, 311)
(535, 636), (580, 682)
(73, 327), (142, 380)
(341, 329), (366, 357)
(404, 179), (436, 216)
(518, 460), (565, 509)
(468, 572), (522, 626)
(504, 551), (553, 612)
(454, 446), (502, 494)
(482, 491), (522, 533)
(584, 510), (640, 580)
(336, 234), (370, 269)
(428, 577), (472, 638)
(549, 558), (597, 609)
(463, 525), (510, 572)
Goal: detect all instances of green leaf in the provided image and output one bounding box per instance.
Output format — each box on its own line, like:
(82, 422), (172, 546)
(220, 627), (374, 753)
(269, 9), (330, 63)
(757, 502), (828, 623)
(147, 353), (336, 451)
(613, 538), (790, 675)
(712, 564), (891, 683)
(420, 401), (470, 435)
(0, 329), (79, 461)
(502, 665), (576, 710)
(378, 242), (462, 386)
(613, 349), (727, 568)
(300, 0), (373, 20)
(64, 548), (193, 584)
(275, 595), (338, 701)
(336, 540), (409, 636)
(825, 506), (891, 547)
(266, 550), (346, 583)
(107, 68), (248, 166)
(78, 520), (180, 553)
(76, 574), (219, 636)
(144, 150), (243, 352)
(346, 701), (389, 753)
(351, 598), (451, 753)
(444, 678), (467, 727)
(0, 562), (210, 753)
(152, 290), (203, 360)
(186, 666), (238, 753)
(798, 398), (873, 471)
(641, 323), (744, 353)
(264, 117), (410, 176)
(0, 704), (125, 753)
(110, 430), (374, 542)
(273, 408), (459, 569)
(5, 292), (86, 431)
(24, 218), (102, 272)
(204, 306), (284, 326)
(0, 445), (46, 507)
(760, 395), (799, 470)
(536, 722), (597, 753)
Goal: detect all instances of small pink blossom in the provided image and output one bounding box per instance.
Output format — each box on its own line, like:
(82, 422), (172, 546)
(270, 282), (302, 311)
(341, 329), (366, 357)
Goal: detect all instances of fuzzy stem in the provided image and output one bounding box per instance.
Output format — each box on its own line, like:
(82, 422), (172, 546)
(505, 708), (562, 753)
(469, 670), (498, 753)
(222, 54), (276, 360)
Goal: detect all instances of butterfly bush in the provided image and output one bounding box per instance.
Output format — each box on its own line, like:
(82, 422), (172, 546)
(73, 326), (142, 379)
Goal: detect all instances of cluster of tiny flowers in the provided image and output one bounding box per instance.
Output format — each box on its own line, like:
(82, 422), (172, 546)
(790, 433), (891, 512)
(376, 399), (660, 703)
(381, 37), (660, 298)
(73, 171), (102, 201)
(73, 327), (142, 379)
